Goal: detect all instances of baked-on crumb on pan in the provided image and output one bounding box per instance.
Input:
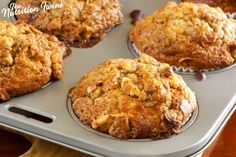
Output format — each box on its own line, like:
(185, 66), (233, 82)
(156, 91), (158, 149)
(69, 54), (197, 139)
(0, 20), (68, 102)
(15, 0), (123, 48)
(129, 2), (236, 70)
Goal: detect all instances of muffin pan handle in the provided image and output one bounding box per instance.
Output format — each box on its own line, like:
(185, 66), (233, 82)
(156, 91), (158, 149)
(8, 106), (53, 123)
(1, 0), (236, 156)
(5, 104), (55, 124)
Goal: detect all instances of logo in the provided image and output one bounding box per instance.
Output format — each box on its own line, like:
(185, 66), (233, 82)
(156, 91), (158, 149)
(1, 2), (64, 18)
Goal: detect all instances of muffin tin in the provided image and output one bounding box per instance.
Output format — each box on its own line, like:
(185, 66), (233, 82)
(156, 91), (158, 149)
(0, 0), (236, 157)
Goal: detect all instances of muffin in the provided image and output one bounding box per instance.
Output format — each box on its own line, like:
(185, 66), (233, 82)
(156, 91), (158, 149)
(129, 2), (236, 71)
(69, 54), (197, 139)
(15, 0), (123, 48)
(182, 0), (236, 13)
(0, 20), (68, 101)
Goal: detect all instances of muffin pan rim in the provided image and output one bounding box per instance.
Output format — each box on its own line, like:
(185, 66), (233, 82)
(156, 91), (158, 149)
(1, 0), (236, 156)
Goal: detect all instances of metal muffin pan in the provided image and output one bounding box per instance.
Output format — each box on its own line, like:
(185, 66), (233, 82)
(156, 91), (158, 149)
(0, 0), (236, 157)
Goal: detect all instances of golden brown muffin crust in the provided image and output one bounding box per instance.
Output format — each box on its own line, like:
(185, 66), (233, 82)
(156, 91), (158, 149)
(0, 20), (67, 101)
(69, 54), (197, 139)
(15, 0), (123, 48)
(182, 0), (236, 13)
(129, 2), (236, 70)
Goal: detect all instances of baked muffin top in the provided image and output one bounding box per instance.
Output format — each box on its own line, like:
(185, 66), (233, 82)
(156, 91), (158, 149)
(0, 20), (67, 101)
(129, 2), (236, 70)
(15, 0), (123, 48)
(69, 54), (197, 139)
(182, 0), (236, 13)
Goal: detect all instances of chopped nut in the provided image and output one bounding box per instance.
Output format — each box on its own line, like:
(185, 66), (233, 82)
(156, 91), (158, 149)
(87, 85), (96, 93)
(180, 99), (193, 116)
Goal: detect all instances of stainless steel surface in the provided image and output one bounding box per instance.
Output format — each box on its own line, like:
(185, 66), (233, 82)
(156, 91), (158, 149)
(188, 104), (236, 157)
(0, 0), (236, 157)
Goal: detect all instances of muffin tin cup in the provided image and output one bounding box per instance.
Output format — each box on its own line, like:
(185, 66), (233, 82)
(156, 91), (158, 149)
(1, 0), (236, 157)
(67, 96), (199, 142)
(128, 39), (236, 74)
